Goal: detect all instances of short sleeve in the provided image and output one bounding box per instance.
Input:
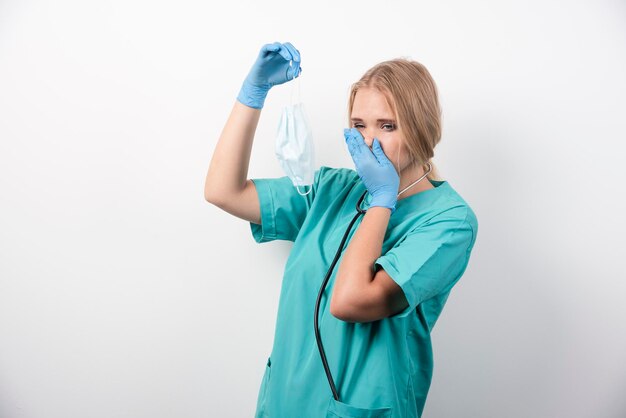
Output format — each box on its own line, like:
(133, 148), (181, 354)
(249, 167), (325, 243)
(374, 211), (476, 318)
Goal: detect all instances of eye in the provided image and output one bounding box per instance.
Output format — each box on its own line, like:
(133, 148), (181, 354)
(351, 123), (396, 131)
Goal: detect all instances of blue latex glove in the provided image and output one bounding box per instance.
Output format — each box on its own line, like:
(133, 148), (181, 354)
(237, 42), (302, 109)
(344, 127), (400, 213)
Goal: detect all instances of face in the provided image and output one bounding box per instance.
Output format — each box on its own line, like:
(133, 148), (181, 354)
(350, 87), (412, 176)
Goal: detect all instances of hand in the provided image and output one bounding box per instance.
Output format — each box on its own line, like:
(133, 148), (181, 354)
(344, 127), (400, 213)
(237, 42), (302, 109)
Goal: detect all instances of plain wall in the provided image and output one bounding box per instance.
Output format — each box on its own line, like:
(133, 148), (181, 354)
(1, 0), (625, 417)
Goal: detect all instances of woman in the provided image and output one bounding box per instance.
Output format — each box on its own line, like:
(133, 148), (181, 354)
(205, 41), (478, 418)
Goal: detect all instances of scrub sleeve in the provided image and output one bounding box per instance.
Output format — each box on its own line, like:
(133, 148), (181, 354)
(250, 169), (322, 243)
(374, 212), (476, 318)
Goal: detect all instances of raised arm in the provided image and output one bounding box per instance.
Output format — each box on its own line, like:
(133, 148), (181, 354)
(204, 42), (302, 224)
(204, 101), (263, 224)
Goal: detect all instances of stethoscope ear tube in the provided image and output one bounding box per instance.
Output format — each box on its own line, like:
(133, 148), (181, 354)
(314, 190), (368, 401)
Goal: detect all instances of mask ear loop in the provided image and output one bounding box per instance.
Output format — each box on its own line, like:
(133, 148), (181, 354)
(287, 62), (311, 196)
(281, 136), (311, 196)
(287, 164), (312, 196)
(290, 61), (302, 106)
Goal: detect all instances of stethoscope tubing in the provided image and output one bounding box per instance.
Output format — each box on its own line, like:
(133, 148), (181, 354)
(313, 190), (368, 401)
(313, 163), (432, 401)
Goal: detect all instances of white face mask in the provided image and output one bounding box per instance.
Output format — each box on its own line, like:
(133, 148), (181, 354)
(275, 71), (316, 196)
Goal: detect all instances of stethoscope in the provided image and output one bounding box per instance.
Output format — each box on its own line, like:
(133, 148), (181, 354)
(313, 162), (433, 401)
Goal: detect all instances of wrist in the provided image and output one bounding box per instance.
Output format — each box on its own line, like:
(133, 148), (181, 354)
(237, 80), (270, 109)
(369, 195), (396, 214)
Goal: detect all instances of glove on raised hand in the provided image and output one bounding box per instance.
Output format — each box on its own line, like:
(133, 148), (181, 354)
(237, 42), (302, 109)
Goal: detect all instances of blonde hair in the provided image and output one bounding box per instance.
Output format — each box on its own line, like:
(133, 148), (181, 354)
(347, 58), (443, 181)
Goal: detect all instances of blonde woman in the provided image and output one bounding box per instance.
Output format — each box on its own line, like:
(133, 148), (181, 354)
(205, 41), (478, 418)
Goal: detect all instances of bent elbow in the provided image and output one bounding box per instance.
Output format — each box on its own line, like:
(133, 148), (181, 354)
(330, 298), (361, 323)
(204, 188), (222, 205)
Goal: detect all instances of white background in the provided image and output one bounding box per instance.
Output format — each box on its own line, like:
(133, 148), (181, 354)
(1, 1), (625, 417)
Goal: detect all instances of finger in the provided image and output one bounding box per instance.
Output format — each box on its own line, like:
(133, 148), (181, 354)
(287, 59), (301, 80)
(260, 42), (281, 57)
(282, 43), (300, 79)
(344, 129), (356, 155)
(283, 42), (301, 62)
(345, 129), (364, 160)
(276, 43), (293, 62)
(372, 138), (390, 165)
(344, 129), (361, 158)
(347, 128), (367, 154)
(343, 128), (359, 148)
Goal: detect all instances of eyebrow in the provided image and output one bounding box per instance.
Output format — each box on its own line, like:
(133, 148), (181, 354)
(350, 117), (396, 123)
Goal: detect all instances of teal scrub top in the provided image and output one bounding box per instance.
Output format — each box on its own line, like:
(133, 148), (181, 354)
(249, 166), (478, 418)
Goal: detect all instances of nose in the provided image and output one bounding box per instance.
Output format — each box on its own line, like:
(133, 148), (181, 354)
(358, 128), (375, 148)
